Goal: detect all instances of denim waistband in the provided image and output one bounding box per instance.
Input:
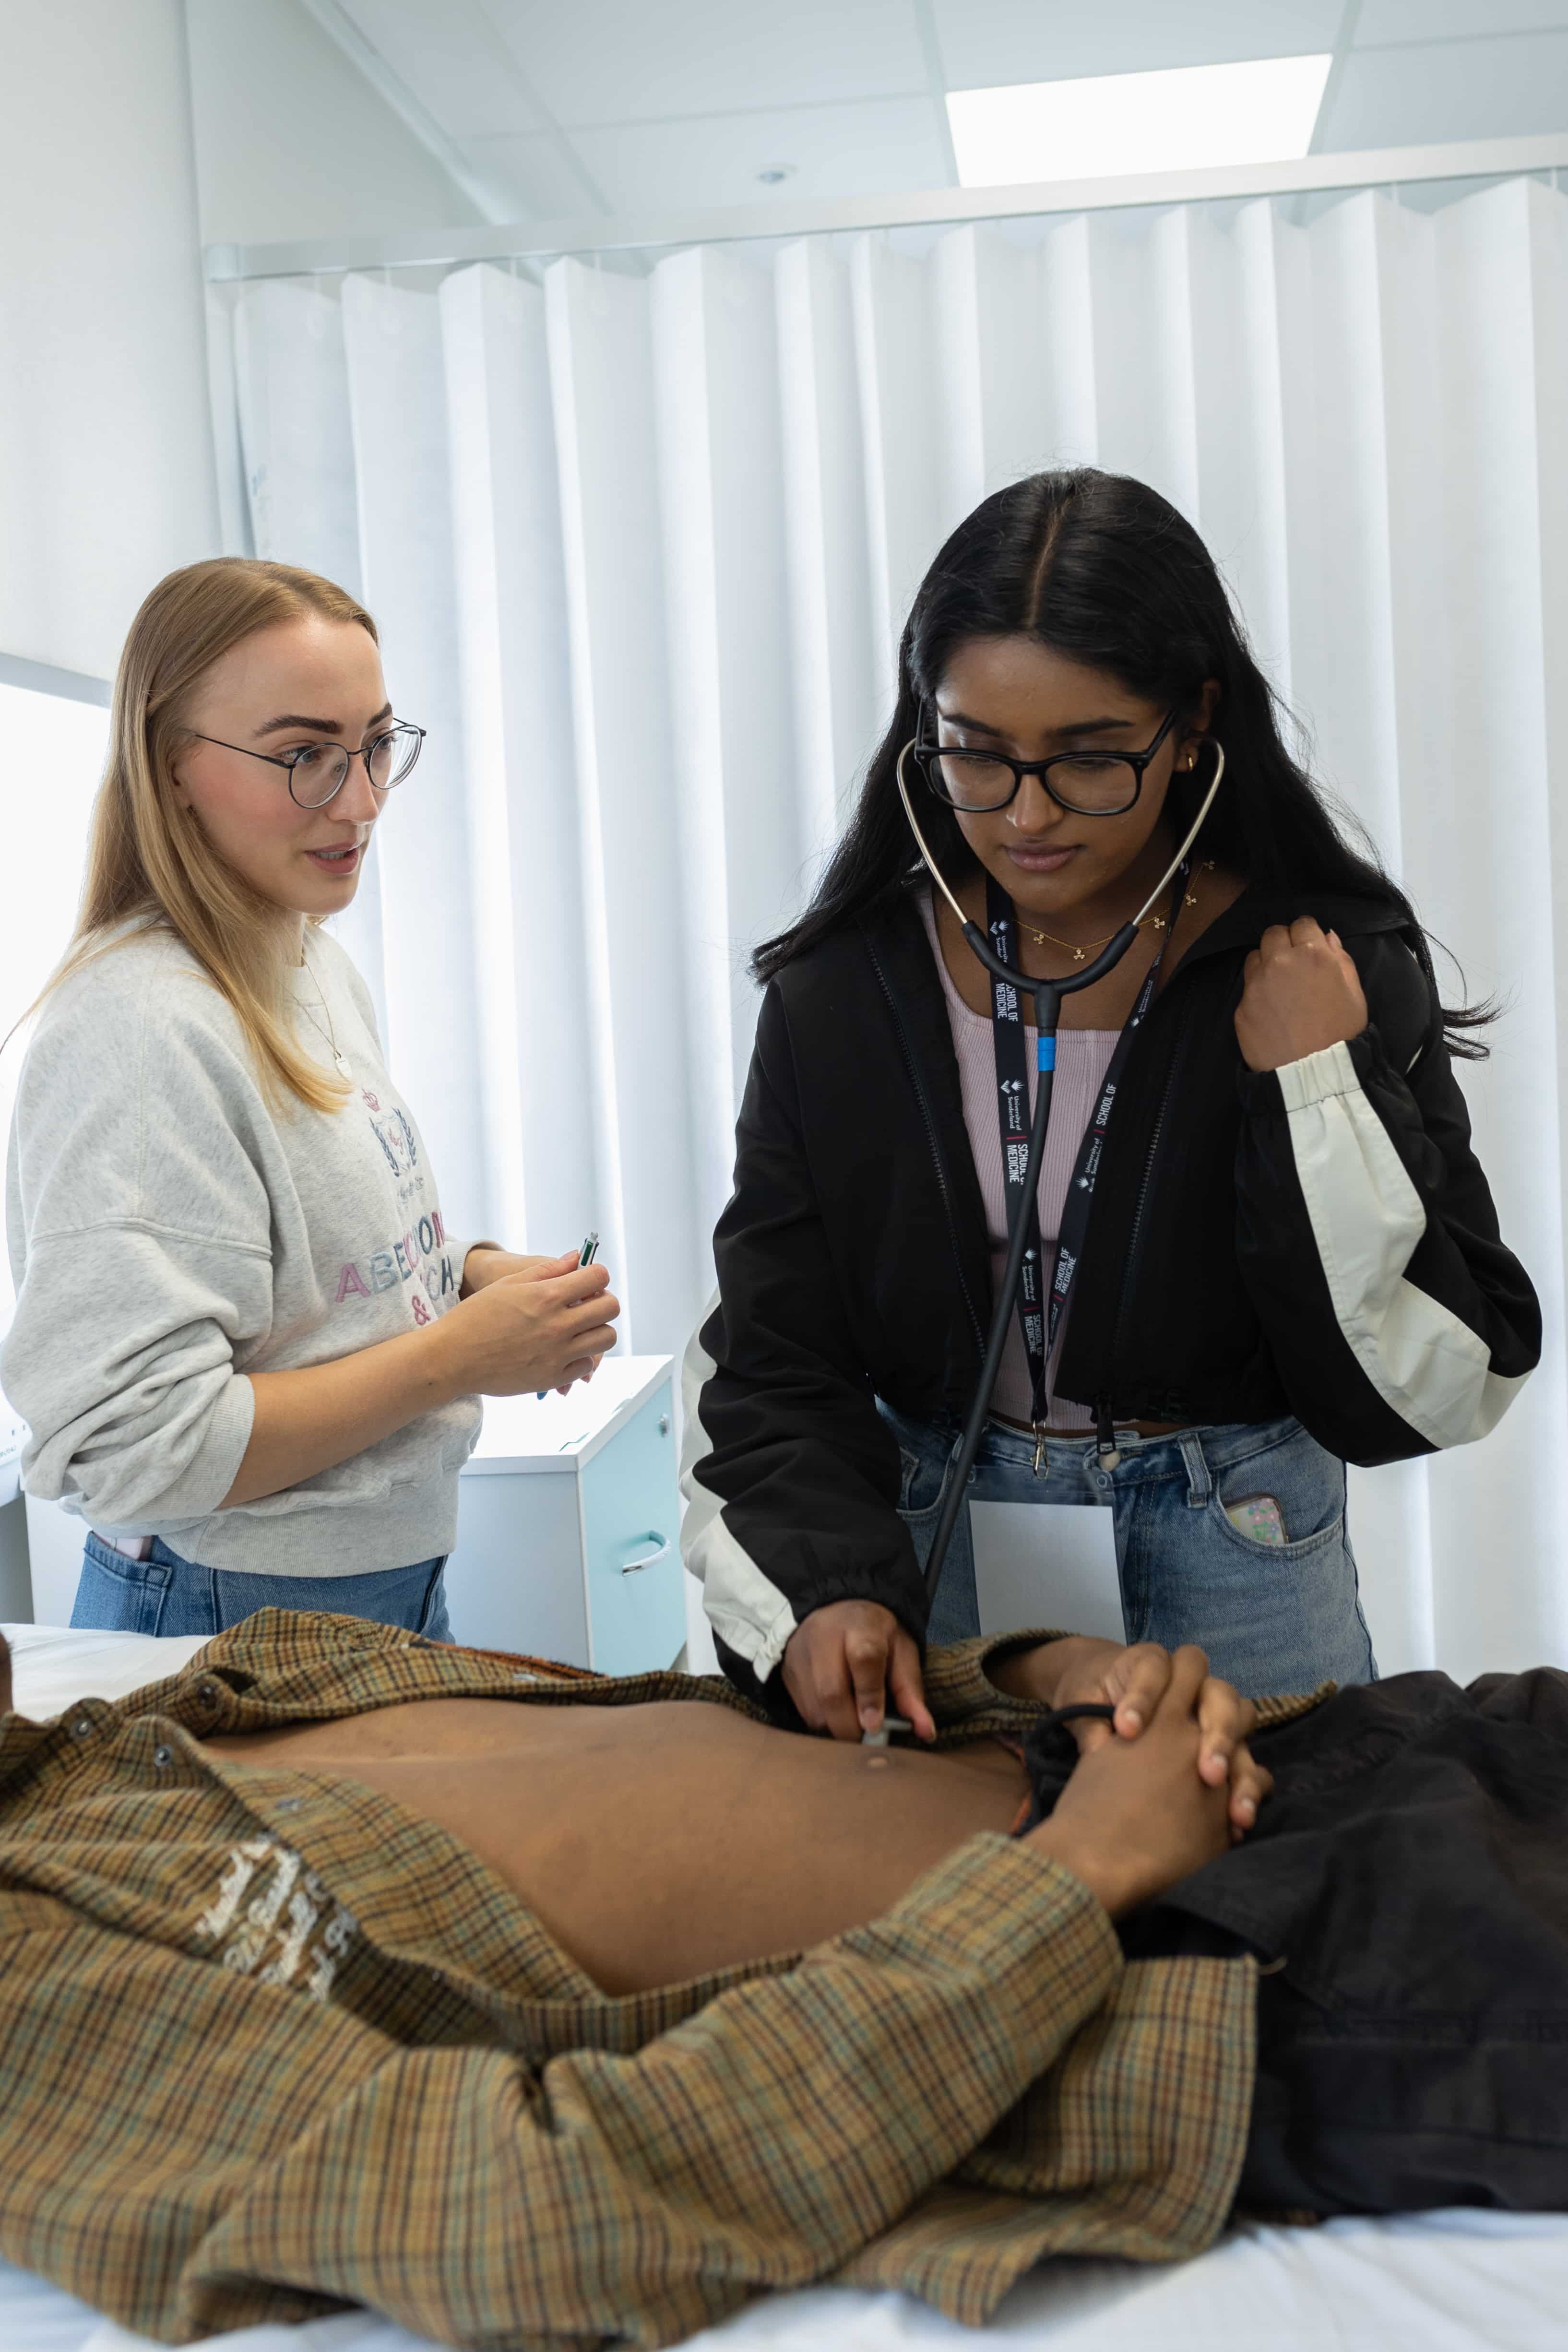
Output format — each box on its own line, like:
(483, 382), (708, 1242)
(879, 1402), (1310, 1490)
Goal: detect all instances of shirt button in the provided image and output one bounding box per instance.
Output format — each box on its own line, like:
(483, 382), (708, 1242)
(71, 1717), (93, 1740)
(153, 1744), (173, 1769)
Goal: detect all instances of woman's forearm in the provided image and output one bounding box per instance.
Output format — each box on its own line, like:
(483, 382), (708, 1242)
(221, 1324), (461, 1508)
(219, 1254), (618, 1508)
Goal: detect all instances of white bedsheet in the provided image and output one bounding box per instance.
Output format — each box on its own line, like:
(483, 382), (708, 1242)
(5, 1621), (213, 1717)
(2, 1626), (1566, 2352)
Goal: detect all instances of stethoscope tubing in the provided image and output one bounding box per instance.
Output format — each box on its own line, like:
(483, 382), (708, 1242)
(917, 1006), (1060, 1599)
(895, 740), (1224, 1005)
(893, 738), (1225, 1606)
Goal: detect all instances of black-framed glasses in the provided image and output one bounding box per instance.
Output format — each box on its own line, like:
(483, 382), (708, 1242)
(908, 705), (1181, 817)
(185, 722), (426, 809)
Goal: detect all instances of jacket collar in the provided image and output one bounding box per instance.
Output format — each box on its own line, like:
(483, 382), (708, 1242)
(1169, 883), (1413, 978)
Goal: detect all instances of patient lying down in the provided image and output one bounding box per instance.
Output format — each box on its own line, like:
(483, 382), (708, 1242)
(0, 1611), (1562, 2350)
(202, 1627), (1268, 1992)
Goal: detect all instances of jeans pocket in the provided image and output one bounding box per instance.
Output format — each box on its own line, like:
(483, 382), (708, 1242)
(1209, 1423), (1347, 1559)
(71, 1539), (170, 1636)
(895, 1434), (956, 1521)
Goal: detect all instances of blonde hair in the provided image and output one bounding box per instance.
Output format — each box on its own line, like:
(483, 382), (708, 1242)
(44, 557), (379, 1113)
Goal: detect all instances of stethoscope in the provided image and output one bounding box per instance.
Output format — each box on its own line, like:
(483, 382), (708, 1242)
(894, 732), (1226, 1605)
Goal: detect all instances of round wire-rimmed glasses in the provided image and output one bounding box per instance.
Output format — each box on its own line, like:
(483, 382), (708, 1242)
(184, 722), (427, 809)
(907, 705), (1180, 817)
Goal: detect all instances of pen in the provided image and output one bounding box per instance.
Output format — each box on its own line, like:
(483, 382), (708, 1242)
(538, 1233), (600, 1397)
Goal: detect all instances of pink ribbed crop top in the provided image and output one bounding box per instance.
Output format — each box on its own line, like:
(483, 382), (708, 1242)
(916, 889), (1116, 1432)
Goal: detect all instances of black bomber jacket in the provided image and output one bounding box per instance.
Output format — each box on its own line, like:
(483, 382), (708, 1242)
(680, 877), (1541, 1700)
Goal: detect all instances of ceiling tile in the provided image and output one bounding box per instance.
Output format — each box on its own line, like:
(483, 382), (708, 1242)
(558, 97), (950, 213)
(339, 0), (548, 135)
(458, 132), (611, 218)
(931, 0), (1342, 93)
(477, 0), (929, 125)
(1317, 28), (1568, 146)
(1356, 1), (1568, 43)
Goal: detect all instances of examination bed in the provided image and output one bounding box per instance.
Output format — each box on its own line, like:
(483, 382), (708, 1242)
(2, 1622), (1565, 2352)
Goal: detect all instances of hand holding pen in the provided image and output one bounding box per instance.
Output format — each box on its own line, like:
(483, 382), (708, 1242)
(436, 1237), (617, 1401)
(539, 1233), (601, 1396)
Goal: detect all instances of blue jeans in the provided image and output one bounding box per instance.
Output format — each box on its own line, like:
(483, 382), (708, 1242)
(71, 1535), (452, 1642)
(880, 1403), (1376, 1696)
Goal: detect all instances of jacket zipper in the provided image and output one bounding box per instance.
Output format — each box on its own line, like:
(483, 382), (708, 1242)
(864, 932), (987, 1363)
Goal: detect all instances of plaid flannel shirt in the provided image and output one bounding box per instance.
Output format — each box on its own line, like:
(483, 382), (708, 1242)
(0, 1610), (1312, 2347)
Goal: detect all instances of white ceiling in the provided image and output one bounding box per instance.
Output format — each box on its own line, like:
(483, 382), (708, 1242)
(203, 0), (1568, 243)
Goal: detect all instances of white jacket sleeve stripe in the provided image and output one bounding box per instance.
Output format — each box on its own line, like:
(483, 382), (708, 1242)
(1280, 1042), (1529, 1449)
(679, 1302), (799, 1676)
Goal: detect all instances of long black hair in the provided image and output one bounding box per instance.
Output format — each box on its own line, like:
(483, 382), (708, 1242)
(754, 467), (1489, 1054)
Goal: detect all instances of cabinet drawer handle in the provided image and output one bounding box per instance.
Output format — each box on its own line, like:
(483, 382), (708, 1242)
(617, 1532), (669, 1575)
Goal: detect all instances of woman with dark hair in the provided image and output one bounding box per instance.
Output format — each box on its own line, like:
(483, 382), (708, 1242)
(680, 468), (1539, 1737)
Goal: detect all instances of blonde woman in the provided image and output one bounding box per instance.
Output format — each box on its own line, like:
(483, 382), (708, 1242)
(2, 558), (618, 1638)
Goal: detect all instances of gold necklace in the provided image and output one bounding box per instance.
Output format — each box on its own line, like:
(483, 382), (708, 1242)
(1016, 862), (1214, 964)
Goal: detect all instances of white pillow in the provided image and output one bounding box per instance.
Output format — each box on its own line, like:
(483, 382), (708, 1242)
(2, 1624), (211, 1720)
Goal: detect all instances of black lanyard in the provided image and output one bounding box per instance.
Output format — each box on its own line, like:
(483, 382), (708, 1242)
(985, 866), (1188, 1455)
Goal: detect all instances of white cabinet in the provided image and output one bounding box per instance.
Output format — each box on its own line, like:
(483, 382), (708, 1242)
(444, 1355), (685, 1674)
(0, 1395), (31, 1619)
(23, 1492), (82, 1626)
(8, 1356), (692, 1668)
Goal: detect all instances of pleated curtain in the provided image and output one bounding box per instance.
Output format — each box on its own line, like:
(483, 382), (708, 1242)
(224, 175), (1568, 1680)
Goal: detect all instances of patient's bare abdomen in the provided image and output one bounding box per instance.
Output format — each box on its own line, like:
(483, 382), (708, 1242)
(207, 1697), (1024, 1991)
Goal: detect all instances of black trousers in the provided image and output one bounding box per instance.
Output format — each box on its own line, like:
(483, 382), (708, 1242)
(1039, 1666), (1568, 2215)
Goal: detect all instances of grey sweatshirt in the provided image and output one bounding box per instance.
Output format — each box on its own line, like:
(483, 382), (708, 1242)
(2, 925), (481, 1576)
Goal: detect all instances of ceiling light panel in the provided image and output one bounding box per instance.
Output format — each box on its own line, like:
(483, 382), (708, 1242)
(947, 53), (1335, 188)
(930, 0), (1342, 95)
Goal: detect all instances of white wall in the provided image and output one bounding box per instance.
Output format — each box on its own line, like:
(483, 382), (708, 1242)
(0, 0), (219, 680)
(186, 0), (485, 248)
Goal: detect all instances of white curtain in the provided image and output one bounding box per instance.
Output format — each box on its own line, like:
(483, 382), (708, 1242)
(223, 176), (1568, 1680)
